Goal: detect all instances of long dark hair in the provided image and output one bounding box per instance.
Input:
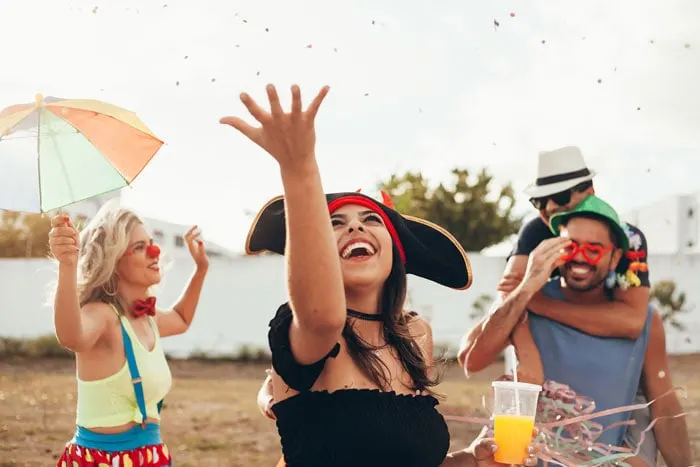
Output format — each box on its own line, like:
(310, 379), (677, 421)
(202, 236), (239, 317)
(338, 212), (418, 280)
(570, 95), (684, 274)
(342, 244), (442, 394)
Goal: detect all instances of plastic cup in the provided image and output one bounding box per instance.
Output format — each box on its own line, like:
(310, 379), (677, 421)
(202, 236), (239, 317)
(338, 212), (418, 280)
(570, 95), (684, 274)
(491, 381), (541, 465)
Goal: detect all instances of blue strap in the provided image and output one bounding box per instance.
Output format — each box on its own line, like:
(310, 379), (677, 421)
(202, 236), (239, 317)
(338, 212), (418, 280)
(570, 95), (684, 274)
(120, 322), (149, 427)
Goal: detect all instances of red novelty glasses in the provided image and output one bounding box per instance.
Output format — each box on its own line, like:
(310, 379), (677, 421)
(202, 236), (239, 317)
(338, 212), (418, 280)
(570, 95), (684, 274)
(559, 241), (612, 265)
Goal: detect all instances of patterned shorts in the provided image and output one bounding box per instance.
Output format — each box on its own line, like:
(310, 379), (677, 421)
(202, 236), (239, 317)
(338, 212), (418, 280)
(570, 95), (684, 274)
(56, 442), (172, 467)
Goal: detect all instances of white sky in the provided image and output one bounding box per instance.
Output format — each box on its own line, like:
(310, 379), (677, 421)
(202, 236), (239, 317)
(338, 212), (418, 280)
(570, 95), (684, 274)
(1, 0), (698, 251)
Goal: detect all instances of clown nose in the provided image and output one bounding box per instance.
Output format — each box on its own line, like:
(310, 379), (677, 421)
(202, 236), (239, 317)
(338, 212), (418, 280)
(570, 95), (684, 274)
(146, 244), (161, 258)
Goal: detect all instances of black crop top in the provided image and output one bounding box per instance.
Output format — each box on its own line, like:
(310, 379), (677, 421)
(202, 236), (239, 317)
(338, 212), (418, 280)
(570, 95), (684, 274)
(268, 303), (450, 467)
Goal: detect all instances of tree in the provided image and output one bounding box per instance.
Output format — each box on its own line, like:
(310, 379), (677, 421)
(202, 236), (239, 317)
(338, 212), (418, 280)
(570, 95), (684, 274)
(378, 168), (522, 251)
(651, 280), (691, 332)
(0, 211), (53, 258)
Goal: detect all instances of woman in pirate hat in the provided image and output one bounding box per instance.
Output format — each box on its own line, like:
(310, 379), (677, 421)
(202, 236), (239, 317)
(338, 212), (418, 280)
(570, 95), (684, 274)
(221, 84), (539, 467)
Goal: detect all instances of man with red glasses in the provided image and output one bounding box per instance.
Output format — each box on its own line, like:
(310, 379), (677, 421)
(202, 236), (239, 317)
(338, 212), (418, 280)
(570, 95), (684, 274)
(461, 147), (651, 371)
(460, 194), (691, 466)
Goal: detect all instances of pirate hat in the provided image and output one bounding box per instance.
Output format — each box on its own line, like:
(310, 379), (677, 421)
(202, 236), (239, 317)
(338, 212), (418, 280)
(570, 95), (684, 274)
(245, 191), (473, 290)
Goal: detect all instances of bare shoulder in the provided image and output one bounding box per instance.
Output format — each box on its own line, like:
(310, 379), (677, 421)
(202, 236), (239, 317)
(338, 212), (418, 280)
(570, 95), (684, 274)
(81, 301), (119, 325)
(406, 312), (433, 341)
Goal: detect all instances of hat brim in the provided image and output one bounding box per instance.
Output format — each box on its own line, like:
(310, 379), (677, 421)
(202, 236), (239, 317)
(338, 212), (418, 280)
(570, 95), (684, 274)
(550, 211), (629, 252)
(523, 171), (596, 198)
(245, 193), (473, 290)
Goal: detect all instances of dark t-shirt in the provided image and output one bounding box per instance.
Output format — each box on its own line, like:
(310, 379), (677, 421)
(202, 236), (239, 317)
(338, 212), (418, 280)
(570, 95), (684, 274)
(509, 216), (650, 289)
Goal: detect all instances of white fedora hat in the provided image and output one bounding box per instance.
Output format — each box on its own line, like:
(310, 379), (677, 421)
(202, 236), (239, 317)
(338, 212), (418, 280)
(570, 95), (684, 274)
(523, 146), (597, 198)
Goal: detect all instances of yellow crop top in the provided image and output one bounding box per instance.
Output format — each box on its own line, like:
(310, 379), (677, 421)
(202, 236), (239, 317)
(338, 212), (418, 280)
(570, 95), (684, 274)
(75, 312), (173, 428)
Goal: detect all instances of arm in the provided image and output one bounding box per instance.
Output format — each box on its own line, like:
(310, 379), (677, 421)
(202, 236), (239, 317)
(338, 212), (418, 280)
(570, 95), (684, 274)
(409, 315), (434, 364)
(457, 255), (528, 369)
(155, 267), (208, 337)
(460, 281), (537, 373)
(283, 162), (347, 363)
(257, 369), (276, 420)
(527, 286), (649, 339)
(510, 316), (544, 385)
(51, 216), (111, 353)
(460, 236), (569, 373)
(54, 268), (111, 353)
(222, 85), (344, 365)
(641, 311), (691, 466)
(156, 226), (209, 338)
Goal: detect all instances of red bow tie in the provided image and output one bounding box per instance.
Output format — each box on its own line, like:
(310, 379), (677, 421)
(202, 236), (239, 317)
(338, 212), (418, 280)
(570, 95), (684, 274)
(133, 297), (157, 317)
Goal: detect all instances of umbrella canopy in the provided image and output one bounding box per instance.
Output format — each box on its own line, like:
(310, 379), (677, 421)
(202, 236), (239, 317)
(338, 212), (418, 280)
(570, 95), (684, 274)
(0, 94), (163, 212)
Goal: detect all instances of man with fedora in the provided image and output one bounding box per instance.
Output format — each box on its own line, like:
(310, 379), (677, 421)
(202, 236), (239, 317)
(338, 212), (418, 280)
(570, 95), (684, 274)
(461, 146), (660, 462)
(464, 146), (651, 356)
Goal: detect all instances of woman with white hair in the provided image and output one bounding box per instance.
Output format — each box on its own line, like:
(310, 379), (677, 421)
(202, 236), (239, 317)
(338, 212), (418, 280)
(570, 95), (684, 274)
(50, 204), (209, 466)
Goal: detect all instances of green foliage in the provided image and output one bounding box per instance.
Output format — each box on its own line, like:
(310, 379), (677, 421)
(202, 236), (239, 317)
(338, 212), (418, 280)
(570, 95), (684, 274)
(378, 168), (522, 251)
(186, 345), (271, 363)
(469, 293), (494, 320)
(0, 211), (52, 258)
(0, 335), (72, 358)
(651, 280), (691, 331)
(0, 211), (88, 258)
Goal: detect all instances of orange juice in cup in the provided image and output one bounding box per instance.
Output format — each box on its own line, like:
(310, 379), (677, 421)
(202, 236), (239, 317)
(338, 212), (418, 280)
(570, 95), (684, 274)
(491, 381), (541, 464)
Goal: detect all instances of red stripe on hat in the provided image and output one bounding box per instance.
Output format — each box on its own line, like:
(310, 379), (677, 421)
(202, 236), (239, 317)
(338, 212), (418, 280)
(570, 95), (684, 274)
(327, 195), (407, 264)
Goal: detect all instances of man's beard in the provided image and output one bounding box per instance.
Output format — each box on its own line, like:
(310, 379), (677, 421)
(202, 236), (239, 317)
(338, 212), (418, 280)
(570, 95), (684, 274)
(560, 260), (611, 292)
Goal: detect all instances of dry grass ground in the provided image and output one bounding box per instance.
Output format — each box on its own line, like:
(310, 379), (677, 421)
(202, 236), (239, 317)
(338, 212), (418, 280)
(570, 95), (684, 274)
(1, 356), (698, 467)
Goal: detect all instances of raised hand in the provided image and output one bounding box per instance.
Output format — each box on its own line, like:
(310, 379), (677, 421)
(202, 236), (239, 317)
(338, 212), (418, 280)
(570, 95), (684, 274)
(220, 84), (329, 173)
(184, 226), (209, 271)
(49, 215), (79, 267)
(522, 237), (571, 292)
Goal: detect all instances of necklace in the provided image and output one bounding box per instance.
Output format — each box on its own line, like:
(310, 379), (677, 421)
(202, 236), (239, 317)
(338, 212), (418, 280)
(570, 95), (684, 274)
(347, 309), (383, 321)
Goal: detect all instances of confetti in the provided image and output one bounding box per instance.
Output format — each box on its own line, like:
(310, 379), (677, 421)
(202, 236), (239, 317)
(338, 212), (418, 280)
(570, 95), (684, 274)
(510, 12), (515, 17)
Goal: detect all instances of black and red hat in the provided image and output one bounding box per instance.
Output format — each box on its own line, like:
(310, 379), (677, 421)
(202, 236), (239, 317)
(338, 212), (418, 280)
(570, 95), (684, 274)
(245, 191), (473, 290)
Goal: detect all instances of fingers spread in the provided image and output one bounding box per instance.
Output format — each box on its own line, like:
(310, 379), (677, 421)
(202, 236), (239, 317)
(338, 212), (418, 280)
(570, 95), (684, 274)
(219, 117), (261, 143)
(306, 85), (329, 120)
(290, 84), (302, 116)
(266, 84), (284, 118)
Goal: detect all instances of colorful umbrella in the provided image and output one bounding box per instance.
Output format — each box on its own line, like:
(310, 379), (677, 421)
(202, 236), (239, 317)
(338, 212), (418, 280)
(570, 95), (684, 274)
(0, 94), (163, 213)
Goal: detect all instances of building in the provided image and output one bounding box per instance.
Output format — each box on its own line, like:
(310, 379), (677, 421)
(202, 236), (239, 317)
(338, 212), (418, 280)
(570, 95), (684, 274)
(621, 191), (700, 255)
(62, 190), (235, 260)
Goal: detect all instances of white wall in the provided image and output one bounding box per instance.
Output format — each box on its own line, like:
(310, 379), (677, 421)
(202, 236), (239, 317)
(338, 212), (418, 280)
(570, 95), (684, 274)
(622, 193), (700, 255)
(1, 253), (698, 356)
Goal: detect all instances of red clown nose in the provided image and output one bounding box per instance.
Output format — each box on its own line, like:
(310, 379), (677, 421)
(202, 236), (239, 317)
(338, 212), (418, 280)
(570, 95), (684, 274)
(146, 244), (161, 259)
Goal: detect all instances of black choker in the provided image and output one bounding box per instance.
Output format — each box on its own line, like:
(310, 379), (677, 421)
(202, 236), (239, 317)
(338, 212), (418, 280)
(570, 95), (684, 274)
(347, 309), (383, 321)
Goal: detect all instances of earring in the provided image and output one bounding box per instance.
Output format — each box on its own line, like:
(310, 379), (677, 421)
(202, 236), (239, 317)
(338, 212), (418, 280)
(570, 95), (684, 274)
(605, 270), (617, 289)
(102, 276), (118, 297)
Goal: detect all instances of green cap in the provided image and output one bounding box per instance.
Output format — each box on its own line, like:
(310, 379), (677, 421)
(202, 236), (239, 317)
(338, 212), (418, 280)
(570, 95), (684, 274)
(549, 195), (629, 252)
